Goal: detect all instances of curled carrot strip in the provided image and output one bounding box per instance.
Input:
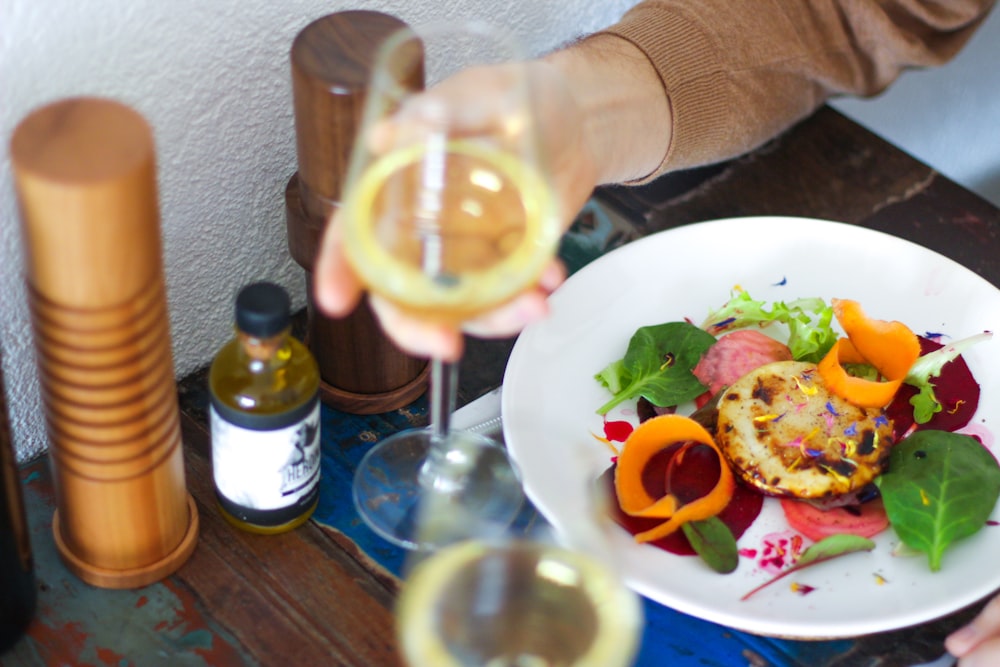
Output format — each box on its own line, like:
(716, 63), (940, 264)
(832, 299), (920, 378)
(818, 339), (902, 408)
(817, 299), (921, 408)
(614, 414), (734, 543)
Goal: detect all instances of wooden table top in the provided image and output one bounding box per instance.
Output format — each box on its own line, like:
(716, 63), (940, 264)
(5, 105), (999, 667)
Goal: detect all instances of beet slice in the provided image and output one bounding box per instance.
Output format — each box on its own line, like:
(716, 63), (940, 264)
(601, 441), (763, 556)
(887, 336), (981, 438)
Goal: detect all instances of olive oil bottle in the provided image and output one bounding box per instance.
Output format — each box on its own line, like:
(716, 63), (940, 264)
(1, 355), (36, 653)
(209, 282), (321, 534)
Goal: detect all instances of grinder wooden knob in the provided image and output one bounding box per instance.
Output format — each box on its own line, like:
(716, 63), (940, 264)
(288, 11), (429, 414)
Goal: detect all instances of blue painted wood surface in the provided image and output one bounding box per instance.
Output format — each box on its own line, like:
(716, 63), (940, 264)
(310, 397), (856, 667)
(11, 462), (250, 666)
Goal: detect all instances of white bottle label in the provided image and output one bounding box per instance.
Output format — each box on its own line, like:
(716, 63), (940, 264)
(210, 402), (321, 511)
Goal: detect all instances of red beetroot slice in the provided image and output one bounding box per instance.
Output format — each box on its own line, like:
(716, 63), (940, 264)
(602, 441), (763, 556)
(780, 497), (889, 542)
(887, 336), (981, 439)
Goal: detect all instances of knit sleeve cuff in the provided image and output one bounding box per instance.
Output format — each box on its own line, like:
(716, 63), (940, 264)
(598, 3), (734, 181)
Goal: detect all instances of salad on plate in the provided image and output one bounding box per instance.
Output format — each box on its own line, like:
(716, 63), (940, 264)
(592, 289), (999, 595)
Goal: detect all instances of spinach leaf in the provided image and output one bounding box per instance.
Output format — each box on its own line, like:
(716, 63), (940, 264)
(594, 322), (716, 415)
(682, 516), (738, 574)
(741, 534), (876, 601)
(876, 430), (1000, 571)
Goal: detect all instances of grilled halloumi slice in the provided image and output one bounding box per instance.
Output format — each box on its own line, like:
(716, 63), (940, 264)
(715, 360), (894, 499)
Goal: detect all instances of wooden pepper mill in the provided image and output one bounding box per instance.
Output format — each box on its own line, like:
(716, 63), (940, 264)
(287, 10), (429, 414)
(10, 97), (199, 589)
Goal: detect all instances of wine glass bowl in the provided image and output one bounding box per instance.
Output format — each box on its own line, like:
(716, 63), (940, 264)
(394, 485), (643, 667)
(340, 19), (561, 550)
(343, 137), (557, 323)
(352, 428), (524, 550)
(340, 20), (560, 324)
(397, 539), (643, 667)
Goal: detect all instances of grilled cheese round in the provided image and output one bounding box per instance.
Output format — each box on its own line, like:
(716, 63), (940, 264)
(715, 360), (894, 499)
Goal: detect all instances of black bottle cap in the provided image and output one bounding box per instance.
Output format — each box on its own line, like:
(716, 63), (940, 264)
(235, 282), (291, 337)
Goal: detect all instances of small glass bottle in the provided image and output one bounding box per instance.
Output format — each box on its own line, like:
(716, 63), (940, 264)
(209, 282), (321, 534)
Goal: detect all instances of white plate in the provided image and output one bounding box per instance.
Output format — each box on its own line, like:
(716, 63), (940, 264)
(502, 216), (1000, 639)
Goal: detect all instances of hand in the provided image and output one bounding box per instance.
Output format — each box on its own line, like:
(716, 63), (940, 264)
(313, 60), (594, 361)
(945, 594), (1000, 666)
(314, 217), (566, 361)
(314, 35), (671, 360)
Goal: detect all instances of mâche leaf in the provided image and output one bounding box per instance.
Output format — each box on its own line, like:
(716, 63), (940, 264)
(876, 430), (1000, 571)
(595, 322), (716, 415)
(682, 516), (738, 574)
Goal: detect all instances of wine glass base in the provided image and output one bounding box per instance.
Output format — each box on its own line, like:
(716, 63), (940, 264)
(352, 427), (524, 550)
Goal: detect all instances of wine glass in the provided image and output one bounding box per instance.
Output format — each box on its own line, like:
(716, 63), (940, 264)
(341, 20), (562, 549)
(395, 452), (643, 667)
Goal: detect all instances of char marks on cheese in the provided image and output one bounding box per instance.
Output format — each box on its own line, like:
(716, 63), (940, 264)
(715, 360), (894, 499)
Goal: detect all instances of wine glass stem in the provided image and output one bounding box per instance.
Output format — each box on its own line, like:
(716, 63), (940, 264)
(419, 357), (460, 491)
(430, 356), (456, 442)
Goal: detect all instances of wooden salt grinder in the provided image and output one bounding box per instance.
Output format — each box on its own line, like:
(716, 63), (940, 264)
(288, 10), (429, 414)
(10, 97), (199, 589)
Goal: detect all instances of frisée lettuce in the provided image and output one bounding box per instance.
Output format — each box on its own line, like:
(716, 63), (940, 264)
(905, 331), (993, 424)
(700, 289), (837, 363)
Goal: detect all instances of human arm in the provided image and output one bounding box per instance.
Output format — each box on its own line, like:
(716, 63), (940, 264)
(602, 0), (994, 179)
(313, 0), (995, 360)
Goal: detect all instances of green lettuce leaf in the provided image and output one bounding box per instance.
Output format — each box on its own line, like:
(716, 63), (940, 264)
(700, 290), (837, 363)
(682, 516), (739, 574)
(904, 331), (992, 424)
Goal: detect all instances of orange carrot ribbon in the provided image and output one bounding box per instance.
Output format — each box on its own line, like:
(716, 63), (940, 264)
(615, 414), (735, 543)
(817, 299), (920, 408)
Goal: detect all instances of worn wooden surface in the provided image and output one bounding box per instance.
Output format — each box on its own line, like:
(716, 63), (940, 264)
(4, 105), (1000, 666)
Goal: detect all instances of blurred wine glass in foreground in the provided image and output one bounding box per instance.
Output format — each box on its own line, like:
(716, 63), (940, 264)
(395, 468), (643, 667)
(342, 20), (561, 549)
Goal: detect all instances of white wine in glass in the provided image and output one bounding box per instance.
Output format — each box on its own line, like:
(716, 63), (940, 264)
(397, 539), (643, 667)
(341, 20), (561, 550)
(345, 137), (556, 323)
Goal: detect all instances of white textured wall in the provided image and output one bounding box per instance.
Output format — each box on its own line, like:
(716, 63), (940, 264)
(0, 0), (636, 462)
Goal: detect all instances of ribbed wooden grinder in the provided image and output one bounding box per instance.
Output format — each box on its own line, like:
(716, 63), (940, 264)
(288, 11), (429, 414)
(10, 97), (198, 588)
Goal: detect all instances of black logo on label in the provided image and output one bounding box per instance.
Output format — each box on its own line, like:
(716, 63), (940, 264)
(280, 416), (320, 496)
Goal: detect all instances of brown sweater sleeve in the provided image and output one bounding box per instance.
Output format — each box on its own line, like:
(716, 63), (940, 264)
(601, 0), (994, 178)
